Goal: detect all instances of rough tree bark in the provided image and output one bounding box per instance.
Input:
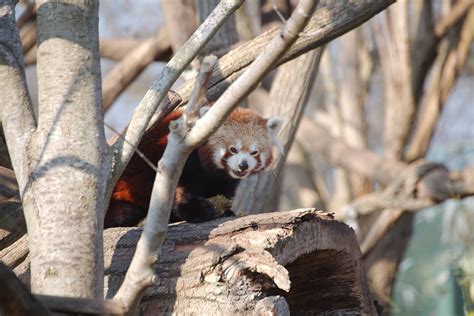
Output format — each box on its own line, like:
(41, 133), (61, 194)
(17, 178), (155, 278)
(7, 209), (376, 315)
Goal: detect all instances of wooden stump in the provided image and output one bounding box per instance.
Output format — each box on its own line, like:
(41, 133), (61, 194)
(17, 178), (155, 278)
(104, 209), (376, 315)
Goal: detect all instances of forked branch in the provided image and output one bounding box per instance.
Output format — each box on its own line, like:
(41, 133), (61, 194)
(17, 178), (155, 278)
(113, 0), (318, 311)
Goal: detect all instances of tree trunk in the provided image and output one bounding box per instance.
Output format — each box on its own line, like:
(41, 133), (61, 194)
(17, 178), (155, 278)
(23, 0), (108, 298)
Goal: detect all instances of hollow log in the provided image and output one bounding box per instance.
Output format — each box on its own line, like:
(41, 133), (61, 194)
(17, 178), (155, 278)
(3, 207), (376, 314)
(103, 209), (376, 315)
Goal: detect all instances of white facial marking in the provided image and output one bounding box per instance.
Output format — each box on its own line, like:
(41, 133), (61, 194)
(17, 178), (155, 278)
(236, 140), (243, 150)
(213, 146), (226, 168)
(258, 152), (268, 171)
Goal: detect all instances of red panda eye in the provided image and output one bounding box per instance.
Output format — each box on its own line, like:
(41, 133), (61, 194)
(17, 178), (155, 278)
(250, 150), (259, 156)
(229, 146), (238, 154)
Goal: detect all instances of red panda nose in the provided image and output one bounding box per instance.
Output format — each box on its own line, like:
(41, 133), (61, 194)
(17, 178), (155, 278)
(238, 161), (249, 171)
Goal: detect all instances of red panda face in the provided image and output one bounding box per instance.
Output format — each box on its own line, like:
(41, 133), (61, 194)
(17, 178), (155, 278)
(199, 107), (283, 179)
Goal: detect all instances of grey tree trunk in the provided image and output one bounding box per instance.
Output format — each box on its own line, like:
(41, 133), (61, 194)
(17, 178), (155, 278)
(23, 0), (108, 298)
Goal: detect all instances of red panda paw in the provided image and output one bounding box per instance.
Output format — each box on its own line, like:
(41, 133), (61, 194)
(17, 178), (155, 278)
(173, 196), (230, 223)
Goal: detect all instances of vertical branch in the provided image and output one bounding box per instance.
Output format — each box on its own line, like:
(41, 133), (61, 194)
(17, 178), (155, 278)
(377, 0), (416, 160)
(338, 30), (372, 197)
(319, 48), (353, 210)
(114, 0), (318, 310)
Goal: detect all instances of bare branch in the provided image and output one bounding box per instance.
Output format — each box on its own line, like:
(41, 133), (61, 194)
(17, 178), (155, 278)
(102, 29), (170, 111)
(108, 0), (245, 191)
(100, 37), (171, 62)
(372, 1), (416, 160)
(360, 208), (405, 257)
(298, 118), (406, 185)
(183, 55), (217, 124)
(24, 36), (173, 65)
(113, 0), (318, 310)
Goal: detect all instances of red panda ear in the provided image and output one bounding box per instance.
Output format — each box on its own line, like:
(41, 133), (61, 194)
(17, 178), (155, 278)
(266, 117), (283, 137)
(199, 106), (211, 118)
(266, 117), (284, 153)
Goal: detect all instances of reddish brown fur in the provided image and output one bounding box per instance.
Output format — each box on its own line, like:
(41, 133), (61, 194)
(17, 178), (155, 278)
(105, 107), (275, 227)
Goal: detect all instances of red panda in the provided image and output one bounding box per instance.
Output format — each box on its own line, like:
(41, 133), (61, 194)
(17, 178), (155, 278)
(104, 106), (283, 228)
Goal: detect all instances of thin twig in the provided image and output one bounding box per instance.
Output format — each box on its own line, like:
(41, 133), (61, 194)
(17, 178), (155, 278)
(102, 120), (158, 172)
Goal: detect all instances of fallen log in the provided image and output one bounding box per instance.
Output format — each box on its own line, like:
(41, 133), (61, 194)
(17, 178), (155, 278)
(103, 209), (376, 315)
(4, 206), (376, 314)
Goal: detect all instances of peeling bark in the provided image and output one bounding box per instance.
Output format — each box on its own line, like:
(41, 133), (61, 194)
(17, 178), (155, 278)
(101, 210), (376, 315)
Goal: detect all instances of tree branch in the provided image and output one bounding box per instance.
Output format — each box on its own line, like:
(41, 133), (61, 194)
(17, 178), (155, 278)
(24, 36), (173, 65)
(372, 2), (416, 160)
(298, 118), (406, 185)
(435, 0), (474, 37)
(113, 0), (318, 310)
(177, 0), (396, 103)
(405, 7), (474, 161)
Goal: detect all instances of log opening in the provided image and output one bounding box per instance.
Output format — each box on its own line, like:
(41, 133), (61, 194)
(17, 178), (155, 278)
(103, 209), (376, 315)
